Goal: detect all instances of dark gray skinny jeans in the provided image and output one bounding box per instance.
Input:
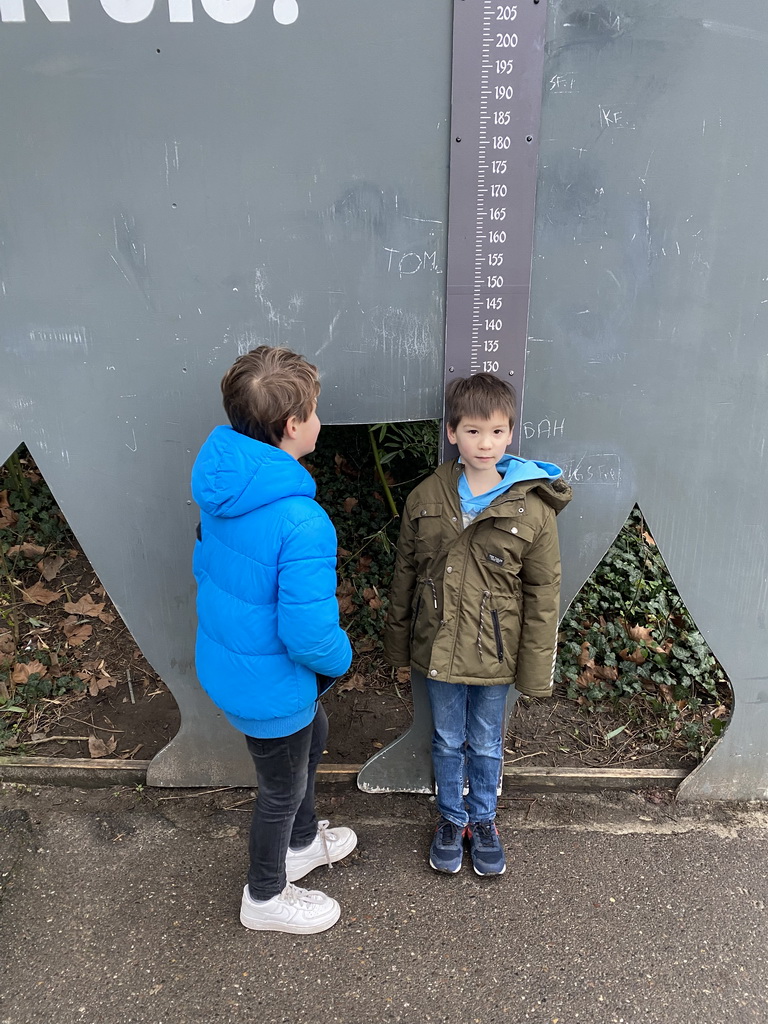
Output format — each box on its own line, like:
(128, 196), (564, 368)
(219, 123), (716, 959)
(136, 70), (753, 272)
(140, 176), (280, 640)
(245, 702), (328, 901)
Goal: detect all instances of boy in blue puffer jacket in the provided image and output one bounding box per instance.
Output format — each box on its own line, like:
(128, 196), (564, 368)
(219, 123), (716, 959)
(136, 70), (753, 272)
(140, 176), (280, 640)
(192, 345), (355, 934)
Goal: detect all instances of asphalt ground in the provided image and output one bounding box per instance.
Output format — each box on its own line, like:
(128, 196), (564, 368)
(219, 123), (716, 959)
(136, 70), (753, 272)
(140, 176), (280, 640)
(1, 781), (767, 1024)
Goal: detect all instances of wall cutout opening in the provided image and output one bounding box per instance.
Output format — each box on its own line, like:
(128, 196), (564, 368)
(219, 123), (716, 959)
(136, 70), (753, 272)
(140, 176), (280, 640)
(0, 445), (179, 760)
(508, 506), (733, 771)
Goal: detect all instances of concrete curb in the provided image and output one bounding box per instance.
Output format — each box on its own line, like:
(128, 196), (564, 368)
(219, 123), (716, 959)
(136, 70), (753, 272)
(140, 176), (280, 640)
(0, 755), (689, 791)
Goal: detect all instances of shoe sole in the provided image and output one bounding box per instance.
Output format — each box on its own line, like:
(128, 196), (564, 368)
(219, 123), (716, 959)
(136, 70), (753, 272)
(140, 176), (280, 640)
(286, 833), (359, 882)
(472, 863), (507, 877)
(429, 857), (462, 874)
(240, 904), (341, 934)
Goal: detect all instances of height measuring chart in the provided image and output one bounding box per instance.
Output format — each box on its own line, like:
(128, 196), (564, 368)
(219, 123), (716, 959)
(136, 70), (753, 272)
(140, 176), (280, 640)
(443, 0), (548, 448)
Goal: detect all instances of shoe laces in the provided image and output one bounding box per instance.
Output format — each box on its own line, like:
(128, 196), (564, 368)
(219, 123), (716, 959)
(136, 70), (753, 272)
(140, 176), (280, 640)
(316, 820), (333, 868)
(436, 819), (461, 845)
(471, 821), (497, 848)
(281, 883), (324, 906)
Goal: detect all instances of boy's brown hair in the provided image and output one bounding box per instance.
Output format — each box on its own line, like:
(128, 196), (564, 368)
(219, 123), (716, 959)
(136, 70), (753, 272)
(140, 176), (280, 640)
(445, 372), (517, 430)
(220, 345), (320, 447)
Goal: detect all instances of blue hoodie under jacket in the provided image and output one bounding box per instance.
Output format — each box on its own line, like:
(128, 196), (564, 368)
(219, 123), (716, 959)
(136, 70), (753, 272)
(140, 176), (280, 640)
(191, 425), (352, 739)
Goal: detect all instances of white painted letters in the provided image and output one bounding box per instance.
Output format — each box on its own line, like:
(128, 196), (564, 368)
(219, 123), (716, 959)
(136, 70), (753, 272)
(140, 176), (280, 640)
(100, 0), (155, 23)
(168, 0), (193, 21)
(200, 0), (256, 24)
(0, 0), (68, 21)
(0, 0), (299, 22)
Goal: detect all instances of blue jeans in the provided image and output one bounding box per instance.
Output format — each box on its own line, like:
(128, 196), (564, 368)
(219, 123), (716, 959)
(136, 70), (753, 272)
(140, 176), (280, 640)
(425, 678), (511, 828)
(245, 702), (328, 901)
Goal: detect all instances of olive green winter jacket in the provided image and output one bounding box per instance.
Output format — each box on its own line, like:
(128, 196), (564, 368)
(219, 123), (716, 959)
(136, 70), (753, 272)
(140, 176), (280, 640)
(383, 460), (572, 697)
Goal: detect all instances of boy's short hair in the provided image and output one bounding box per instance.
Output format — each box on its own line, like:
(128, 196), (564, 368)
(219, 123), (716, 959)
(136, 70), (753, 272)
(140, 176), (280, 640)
(445, 372), (517, 430)
(220, 345), (320, 446)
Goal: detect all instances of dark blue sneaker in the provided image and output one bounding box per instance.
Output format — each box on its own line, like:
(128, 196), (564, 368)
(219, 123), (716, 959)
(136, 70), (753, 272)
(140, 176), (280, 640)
(429, 818), (465, 874)
(467, 821), (506, 876)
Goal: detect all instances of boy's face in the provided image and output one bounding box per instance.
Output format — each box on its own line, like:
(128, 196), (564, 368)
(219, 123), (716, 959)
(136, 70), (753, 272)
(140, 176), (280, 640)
(446, 411), (514, 472)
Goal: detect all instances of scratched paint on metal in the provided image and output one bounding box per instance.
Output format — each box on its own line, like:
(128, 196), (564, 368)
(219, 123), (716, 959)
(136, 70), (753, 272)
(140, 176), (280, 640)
(0, 0), (451, 786)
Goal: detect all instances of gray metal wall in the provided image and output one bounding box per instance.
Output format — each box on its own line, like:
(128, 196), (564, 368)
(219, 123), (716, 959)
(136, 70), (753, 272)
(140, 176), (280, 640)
(0, 0), (451, 785)
(3, 0), (768, 798)
(521, 0), (768, 800)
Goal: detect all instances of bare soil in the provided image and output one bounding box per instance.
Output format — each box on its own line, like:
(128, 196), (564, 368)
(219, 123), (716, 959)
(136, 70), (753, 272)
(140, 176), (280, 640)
(4, 558), (692, 770)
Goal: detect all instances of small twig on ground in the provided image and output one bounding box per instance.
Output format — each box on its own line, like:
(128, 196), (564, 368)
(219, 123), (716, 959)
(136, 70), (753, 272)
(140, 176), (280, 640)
(503, 750), (547, 764)
(157, 787), (234, 801)
(126, 668), (135, 705)
(223, 794), (258, 810)
(24, 734), (91, 744)
(545, 701), (560, 725)
(62, 715), (124, 734)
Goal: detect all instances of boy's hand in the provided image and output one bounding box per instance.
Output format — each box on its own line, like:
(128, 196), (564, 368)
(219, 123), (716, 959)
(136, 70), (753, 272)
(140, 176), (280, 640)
(395, 666), (411, 683)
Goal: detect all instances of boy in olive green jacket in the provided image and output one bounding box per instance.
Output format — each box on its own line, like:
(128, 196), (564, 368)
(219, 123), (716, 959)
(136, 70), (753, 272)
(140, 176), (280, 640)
(384, 373), (571, 876)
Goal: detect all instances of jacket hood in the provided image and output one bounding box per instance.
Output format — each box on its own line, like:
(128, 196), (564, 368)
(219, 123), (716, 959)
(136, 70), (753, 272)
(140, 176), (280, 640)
(498, 454), (572, 514)
(520, 472), (573, 514)
(441, 457), (572, 515)
(191, 425), (315, 518)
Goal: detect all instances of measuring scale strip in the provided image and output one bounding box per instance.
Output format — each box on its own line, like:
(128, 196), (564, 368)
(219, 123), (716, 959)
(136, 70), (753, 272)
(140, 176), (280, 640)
(443, 0), (548, 447)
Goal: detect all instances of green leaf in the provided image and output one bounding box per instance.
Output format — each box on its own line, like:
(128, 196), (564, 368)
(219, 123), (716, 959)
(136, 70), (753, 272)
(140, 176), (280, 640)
(605, 724), (629, 740)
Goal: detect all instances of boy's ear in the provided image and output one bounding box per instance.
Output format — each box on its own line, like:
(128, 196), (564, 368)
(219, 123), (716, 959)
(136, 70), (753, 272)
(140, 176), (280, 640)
(446, 422), (457, 445)
(283, 415), (299, 441)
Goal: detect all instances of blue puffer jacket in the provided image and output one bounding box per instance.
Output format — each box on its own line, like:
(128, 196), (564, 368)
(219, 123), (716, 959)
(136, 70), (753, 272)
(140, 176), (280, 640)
(192, 425), (352, 738)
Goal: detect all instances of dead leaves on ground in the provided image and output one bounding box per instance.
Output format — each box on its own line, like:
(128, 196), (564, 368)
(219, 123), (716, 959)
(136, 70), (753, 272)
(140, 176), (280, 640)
(77, 659), (116, 698)
(88, 734), (118, 758)
(63, 592), (115, 625)
(337, 672), (366, 694)
(0, 490), (19, 529)
(21, 581), (61, 605)
(38, 554), (65, 581)
(336, 578), (382, 617)
(575, 619), (674, 694)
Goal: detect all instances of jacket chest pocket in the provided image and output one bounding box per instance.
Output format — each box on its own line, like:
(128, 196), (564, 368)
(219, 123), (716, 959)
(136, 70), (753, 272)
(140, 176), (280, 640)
(492, 516), (535, 552)
(415, 502), (445, 551)
(476, 516), (536, 576)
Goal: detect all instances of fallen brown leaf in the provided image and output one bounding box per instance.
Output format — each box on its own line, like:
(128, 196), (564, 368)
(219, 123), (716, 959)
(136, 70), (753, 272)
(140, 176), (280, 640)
(0, 631), (15, 659)
(337, 673), (366, 694)
(343, 497), (359, 513)
(593, 664), (619, 682)
(619, 647), (647, 665)
(577, 642), (593, 668)
(62, 617), (93, 647)
(37, 554), (65, 581)
(8, 543), (46, 559)
(88, 676), (116, 697)
(0, 491), (18, 529)
(626, 624), (654, 644)
(63, 594), (106, 617)
(21, 582), (61, 606)
(88, 734), (118, 758)
(11, 659), (48, 685)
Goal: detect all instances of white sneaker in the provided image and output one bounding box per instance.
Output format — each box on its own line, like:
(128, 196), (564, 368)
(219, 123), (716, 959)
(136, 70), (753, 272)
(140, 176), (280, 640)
(240, 883), (340, 934)
(286, 820), (358, 882)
